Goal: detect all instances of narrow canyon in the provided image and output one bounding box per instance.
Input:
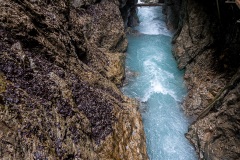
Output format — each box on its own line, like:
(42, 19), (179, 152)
(0, 0), (239, 159)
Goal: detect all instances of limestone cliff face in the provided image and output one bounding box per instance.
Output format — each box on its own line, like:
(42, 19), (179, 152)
(168, 0), (240, 159)
(0, 0), (148, 159)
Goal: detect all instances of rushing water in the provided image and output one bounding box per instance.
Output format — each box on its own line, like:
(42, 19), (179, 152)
(121, 5), (197, 160)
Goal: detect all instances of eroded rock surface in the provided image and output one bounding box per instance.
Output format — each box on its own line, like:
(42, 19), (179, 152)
(0, 0), (148, 159)
(162, 0), (182, 31)
(186, 70), (240, 159)
(167, 0), (240, 159)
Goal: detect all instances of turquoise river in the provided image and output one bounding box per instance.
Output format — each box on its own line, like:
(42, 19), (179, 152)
(121, 3), (197, 160)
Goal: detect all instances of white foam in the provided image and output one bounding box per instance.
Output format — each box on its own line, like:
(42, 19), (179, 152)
(143, 59), (174, 79)
(136, 7), (173, 36)
(141, 79), (177, 102)
(141, 59), (177, 101)
(163, 136), (177, 154)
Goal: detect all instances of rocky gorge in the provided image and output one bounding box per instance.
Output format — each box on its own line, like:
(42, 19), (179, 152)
(0, 0), (240, 160)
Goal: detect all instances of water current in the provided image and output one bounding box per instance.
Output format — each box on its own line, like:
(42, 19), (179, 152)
(121, 3), (197, 160)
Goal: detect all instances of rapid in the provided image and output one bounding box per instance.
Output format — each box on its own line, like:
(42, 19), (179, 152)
(122, 3), (197, 160)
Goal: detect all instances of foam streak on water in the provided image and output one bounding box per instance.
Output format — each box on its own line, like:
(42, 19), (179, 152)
(122, 6), (197, 160)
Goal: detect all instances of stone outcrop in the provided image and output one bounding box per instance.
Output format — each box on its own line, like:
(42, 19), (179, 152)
(120, 0), (139, 27)
(162, 0), (182, 31)
(167, 0), (240, 159)
(186, 70), (240, 159)
(0, 0), (148, 159)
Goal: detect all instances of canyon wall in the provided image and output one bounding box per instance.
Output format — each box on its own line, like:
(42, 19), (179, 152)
(166, 0), (240, 159)
(0, 0), (148, 159)
(120, 0), (139, 27)
(163, 0), (182, 31)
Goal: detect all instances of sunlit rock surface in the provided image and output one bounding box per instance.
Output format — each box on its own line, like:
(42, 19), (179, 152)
(0, 0), (148, 159)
